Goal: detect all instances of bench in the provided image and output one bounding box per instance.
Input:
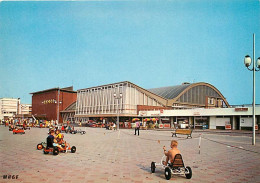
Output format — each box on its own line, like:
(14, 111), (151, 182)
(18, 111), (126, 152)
(171, 129), (192, 138)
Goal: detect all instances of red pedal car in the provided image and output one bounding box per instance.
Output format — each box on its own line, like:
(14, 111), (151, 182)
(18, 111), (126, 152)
(13, 128), (25, 134)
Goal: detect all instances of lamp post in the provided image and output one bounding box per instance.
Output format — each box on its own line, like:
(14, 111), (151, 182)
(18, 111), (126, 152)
(244, 33), (260, 145)
(55, 89), (62, 124)
(114, 92), (123, 130)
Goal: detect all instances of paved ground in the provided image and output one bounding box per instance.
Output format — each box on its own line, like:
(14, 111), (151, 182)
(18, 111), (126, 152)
(0, 126), (260, 183)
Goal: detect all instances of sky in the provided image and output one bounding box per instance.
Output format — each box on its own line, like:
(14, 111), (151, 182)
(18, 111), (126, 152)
(0, 0), (259, 105)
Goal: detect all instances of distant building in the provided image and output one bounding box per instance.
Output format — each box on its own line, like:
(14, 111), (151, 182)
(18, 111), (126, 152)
(19, 104), (32, 115)
(13, 103), (32, 120)
(0, 98), (20, 120)
(30, 86), (77, 123)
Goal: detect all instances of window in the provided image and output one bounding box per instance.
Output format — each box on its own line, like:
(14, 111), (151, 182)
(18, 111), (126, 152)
(210, 98), (214, 105)
(208, 97), (214, 105)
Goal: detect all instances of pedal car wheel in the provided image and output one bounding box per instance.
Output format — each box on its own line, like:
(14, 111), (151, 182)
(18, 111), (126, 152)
(71, 146), (76, 153)
(185, 166), (192, 179)
(151, 162), (156, 173)
(80, 131), (84, 135)
(165, 167), (172, 180)
(43, 150), (49, 154)
(37, 144), (43, 150)
(53, 147), (59, 155)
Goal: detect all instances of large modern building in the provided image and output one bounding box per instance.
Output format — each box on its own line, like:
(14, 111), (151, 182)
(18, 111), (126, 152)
(63, 81), (259, 130)
(31, 86), (77, 123)
(74, 81), (229, 123)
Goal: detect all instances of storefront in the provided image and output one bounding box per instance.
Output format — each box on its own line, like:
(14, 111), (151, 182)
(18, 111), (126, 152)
(176, 116), (189, 129)
(139, 106), (260, 130)
(160, 117), (171, 128)
(194, 116), (209, 129)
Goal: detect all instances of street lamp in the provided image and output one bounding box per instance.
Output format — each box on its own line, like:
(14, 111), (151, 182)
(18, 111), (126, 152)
(244, 33), (260, 145)
(55, 89), (62, 124)
(114, 92), (123, 130)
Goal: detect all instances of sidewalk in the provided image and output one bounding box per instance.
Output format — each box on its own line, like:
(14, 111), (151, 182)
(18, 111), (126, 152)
(1, 126), (260, 182)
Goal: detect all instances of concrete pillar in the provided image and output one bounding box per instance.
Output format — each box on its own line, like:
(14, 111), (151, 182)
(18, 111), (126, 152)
(209, 116), (216, 129)
(170, 117), (174, 128)
(189, 116), (192, 127)
(232, 116), (236, 130)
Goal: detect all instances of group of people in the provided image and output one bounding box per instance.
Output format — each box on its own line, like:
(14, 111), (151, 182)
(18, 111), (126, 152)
(60, 125), (74, 133)
(3, 119), (29, 130)
(1, 118), (61, 129)
(105, 122), (116, 130)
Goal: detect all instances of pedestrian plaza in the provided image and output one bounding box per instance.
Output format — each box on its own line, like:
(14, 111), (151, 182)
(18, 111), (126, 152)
(0, 126), (260, 182)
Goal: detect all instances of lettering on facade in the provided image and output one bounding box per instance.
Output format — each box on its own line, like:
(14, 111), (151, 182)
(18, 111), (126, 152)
(235, 108), (248, 111)
(193, 112), (200, 116)
(42, 99), (56, 104)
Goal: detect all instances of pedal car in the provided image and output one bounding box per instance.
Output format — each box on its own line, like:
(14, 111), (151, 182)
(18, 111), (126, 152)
(13, 128), (25, 134)
(70, 129), (86, 135)
(43, 141), (76, 155)
(151, 154), (192, 180)
(37, 142), (47, 150)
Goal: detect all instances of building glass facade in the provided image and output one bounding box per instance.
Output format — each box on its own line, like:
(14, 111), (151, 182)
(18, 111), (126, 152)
(76, 81), (164, 118)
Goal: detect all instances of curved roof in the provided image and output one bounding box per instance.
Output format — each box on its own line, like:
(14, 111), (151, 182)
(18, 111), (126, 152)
(61, 101), (76, 113)
(148, 83), (191, 99)
(148, 82), (229, 107)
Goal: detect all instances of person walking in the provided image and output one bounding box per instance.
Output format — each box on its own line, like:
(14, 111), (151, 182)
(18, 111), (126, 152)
(135, 121), (140, 136)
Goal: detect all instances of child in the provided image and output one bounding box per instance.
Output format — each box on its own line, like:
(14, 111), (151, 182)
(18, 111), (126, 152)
(61, 125), (65, 132)
(55, 129), (63, 144)
(163, 140), (181, 166)
(113, 123), (116, 130)
(47, 130), (64, 150)
(67, 125), (72, 133)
